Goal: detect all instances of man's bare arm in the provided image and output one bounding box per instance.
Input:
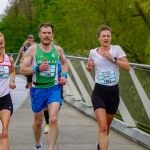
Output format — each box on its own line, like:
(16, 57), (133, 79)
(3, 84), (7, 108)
(19, 46), (24, 54)
(56, 46), (68, 73)
(20, 46), (35, 75)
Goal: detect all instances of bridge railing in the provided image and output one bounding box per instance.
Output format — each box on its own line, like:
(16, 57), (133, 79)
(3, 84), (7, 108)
(8, 53), (150, 134)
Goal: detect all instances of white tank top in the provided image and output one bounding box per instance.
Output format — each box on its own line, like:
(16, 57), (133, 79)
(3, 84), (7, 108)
(89, 45), (126, 86)
(0, 54), (11, 97)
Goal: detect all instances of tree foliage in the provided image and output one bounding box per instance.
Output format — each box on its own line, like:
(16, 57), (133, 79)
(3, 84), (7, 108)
(0, 0), (150, 63)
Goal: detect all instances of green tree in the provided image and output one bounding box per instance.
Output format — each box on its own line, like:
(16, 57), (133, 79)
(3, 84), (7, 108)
(0, 0), (150, 64)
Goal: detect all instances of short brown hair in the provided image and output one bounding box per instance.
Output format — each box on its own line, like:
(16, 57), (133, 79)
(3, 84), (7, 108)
(97, 25), (112, 37)
(0, 32), (4, 38)
(0, 32), (5, 44)
(39, 23), (54, 33)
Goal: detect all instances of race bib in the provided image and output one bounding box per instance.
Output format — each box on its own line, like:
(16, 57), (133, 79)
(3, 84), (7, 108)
(39, 65), (56, 77)
(0, 66), (9, 78)
(98, 70), (116, 84)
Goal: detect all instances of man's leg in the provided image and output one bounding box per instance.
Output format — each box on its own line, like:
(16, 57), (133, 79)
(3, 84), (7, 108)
(47, 102), (60, 150)
(25, 75), (28, 89)
(27, 75), (33, 89)
(32, 111), (43, 147)
(44, 108), (49, 134)
(0, 110), (11, 150)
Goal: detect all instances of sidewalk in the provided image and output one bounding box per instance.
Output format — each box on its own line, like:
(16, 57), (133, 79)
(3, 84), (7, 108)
(9, 75), (148, 150)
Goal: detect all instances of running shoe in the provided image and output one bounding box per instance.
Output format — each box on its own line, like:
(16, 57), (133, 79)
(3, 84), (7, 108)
(96, 143), (100, 150)
(44, 124), (49, 134)
(35, 145), (42, 150)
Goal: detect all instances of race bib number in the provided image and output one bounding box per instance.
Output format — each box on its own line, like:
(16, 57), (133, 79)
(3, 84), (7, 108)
(39, 65), (56, 77)
(98, 70), (116, 84)
(0, 66), (9, 78)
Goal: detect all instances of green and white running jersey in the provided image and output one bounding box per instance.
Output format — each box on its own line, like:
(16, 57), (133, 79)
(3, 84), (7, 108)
(32, 44), (59, 88)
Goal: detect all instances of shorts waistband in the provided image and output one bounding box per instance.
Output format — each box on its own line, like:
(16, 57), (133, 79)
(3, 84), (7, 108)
(95, 83), (118, 89)
(33, 82), (50, 86)
(0, 93), (10, 100)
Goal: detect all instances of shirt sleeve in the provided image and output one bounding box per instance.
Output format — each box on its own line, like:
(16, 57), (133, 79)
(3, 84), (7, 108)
(117, 46), (126, 59)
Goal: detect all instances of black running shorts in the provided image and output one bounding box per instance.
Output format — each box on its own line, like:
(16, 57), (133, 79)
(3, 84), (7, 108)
(0, 93), (13, 115)
(91, 83), (120, 115)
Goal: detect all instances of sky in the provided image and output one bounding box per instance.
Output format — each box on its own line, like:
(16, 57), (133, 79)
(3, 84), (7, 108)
(0, 0), (9, 15)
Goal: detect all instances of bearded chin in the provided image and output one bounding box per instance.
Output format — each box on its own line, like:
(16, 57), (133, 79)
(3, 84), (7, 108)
(42, 41), (50, 46)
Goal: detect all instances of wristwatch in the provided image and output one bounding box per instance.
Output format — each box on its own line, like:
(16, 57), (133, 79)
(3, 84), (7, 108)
(113, 57), (117, 63)
(36, 66), (40, 72)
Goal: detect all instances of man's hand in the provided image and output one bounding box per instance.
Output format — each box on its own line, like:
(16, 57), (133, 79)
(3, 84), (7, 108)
(39, 62), (49, 71)
(58, 77), (67, 85)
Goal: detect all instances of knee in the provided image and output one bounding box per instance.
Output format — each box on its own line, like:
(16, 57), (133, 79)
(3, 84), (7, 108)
(34, 117), (43, 127)
(49, 117), (58, 127)
(99, 123), (107, 133)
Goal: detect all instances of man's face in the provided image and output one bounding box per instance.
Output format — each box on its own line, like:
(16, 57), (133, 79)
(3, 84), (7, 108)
(27, 37), (34, 42)
(39, 26), (54, 45)
(0, 36), (5, 53)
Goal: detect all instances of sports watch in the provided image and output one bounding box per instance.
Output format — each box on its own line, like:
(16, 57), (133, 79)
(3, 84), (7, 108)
(36, 66), (40, 72)
(113, 57), (117, 63)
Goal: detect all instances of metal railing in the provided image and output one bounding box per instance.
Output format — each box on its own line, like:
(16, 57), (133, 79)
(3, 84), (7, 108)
(8, 53), (150, 134)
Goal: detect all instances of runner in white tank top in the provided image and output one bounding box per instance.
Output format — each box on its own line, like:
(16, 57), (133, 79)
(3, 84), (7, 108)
(0, 32), (16, 150)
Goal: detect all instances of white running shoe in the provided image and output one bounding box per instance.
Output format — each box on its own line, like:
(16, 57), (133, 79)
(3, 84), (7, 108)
(44, 124), (49, 134)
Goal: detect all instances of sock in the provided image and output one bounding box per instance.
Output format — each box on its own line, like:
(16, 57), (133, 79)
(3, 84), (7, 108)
(44, 110), (49, 124)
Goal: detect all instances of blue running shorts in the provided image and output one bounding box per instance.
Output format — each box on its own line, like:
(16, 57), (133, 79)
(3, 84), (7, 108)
(30, 85), (62, 112)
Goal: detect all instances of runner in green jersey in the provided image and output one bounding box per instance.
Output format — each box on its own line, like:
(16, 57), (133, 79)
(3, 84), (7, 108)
(32, 44), (59, 88)
(20, 23), (68, 150)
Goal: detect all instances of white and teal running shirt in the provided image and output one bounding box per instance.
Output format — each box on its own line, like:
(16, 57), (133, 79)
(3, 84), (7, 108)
(89, 45), (126, 86)
(0, 54), (11, 97)
(32, 44), (59, 88)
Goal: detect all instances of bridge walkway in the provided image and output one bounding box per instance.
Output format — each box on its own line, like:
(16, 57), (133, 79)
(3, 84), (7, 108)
(8, 75), (149, 150)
